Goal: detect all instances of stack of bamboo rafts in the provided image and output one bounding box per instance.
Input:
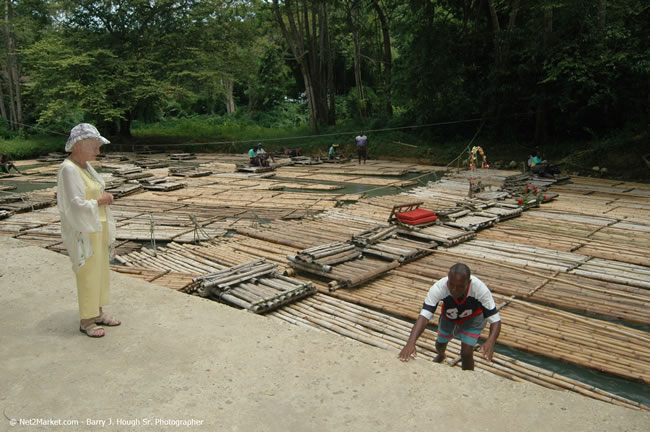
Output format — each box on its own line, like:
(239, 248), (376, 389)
(289, 242), (361, 271)
(113, 166), (153, 181)
(169, 153), (196, 160)
(350, 225), (398, 247)
(134, 158), (169, 169)
(184, 258), (316, 313)
(438, 208), (499, 231)
(502, 172), (566, 193)
(270, 293), (649, 411)
(189, 259), (316, 313)
(0, 192), (55, 213)
(455, 199), (524, 221)
(169, 166), (212, 177)
(139, 177), (185, 192)
(397, 224), (476, 246)
(287, 241), (399, 291)
(351, 225), (437, 263)
(107, 182), (143, 198)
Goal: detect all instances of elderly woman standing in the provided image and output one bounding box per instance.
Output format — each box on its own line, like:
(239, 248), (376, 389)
(57, 123), (119, 338)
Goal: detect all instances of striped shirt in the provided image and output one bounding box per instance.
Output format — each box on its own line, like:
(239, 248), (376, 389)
(420, 276), (500, 324)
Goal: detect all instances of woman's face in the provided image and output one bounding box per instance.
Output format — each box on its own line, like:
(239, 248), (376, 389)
(72, 139), (102, 162)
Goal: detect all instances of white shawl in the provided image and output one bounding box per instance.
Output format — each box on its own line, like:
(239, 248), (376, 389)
(57, 159), (116, 272)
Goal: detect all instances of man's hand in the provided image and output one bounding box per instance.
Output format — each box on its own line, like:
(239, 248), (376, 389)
(398, 343), (417, 362)
(479, 340), (495, 362)
(480, 321), (501, 362)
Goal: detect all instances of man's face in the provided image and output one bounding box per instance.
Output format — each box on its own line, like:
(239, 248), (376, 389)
(448, 272), (469, 299)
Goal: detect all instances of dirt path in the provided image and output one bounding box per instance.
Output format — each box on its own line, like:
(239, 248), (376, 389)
(1, 235), (648, 431)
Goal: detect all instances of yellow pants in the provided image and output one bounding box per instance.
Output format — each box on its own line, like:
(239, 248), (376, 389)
(76, 222), (110, 319)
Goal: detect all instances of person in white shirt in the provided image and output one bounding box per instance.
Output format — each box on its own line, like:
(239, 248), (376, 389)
(57, 123), (119, 338)
(399, 263), (501, 370)
(355, 132), (368, 165)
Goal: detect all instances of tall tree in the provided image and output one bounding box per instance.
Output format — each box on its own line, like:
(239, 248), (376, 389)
(371, 0), (392, 118)
(0, 0), (23, 131)
(271, 0), (334, 131)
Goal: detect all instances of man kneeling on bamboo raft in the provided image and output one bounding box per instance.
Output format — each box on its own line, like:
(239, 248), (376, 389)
(399, 263), (501, 370)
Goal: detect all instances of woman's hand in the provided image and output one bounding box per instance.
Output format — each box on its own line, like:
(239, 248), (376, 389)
(97, 192), (114, 206)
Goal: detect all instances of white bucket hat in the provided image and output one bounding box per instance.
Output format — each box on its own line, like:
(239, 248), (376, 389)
(65, 123), (110, 152)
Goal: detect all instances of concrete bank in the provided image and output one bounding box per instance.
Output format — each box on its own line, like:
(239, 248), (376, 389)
(1, 236), (648, 432)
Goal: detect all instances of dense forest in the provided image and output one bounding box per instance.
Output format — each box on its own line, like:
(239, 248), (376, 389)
(0, 1), (648, 170)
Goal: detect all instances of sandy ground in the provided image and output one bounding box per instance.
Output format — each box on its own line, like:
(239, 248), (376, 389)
(1, 235), (649, 432)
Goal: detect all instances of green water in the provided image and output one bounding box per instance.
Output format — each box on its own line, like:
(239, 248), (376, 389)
(276, 171), (443, 198)
(494, 344), (650, 406)
(0, 181), (53, 194)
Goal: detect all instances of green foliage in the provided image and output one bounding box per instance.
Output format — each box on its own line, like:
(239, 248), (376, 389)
(9, 0), (650, 151)
(0, 135), (62, 159)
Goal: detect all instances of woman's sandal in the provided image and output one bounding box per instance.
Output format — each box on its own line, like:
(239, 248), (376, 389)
(80, 322), (105, 338)
(95, 312), (121, 326)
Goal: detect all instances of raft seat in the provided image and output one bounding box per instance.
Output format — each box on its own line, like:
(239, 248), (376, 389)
(395, 208), (438, 225)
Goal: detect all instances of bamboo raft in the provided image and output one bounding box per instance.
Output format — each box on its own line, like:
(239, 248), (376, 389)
(270, 293), (649, 411)
(0, 193), (55, 213)
(397, 224), (476, 247)
(107, 182), (143, 198)
(113, 167), (154, 181)
(111, 265), (196, 291)
(287, 243), (399, 292)
(141, 180), (185, 192)
(502, 172), (567, 193)
(237, 165), (275, 173)
(350, 225), (437, 263)
(190, 259), (316, 313)
(169, 153), (196, 160)
(0, 209), (15, 219)
(289, 156), (322, 165)
(133, 159), (169, 169)
(169, 167), (212, 177)
(442, 213), (499, 231)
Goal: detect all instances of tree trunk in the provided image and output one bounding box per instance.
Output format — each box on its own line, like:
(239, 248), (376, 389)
(119, 116), (132, 138)
(0, 76), (7, 121)
(350, 2), (366, 120)
(247, 82), (256, 119)
(273, 0), (322, 132)
(534, 6), (553, 147)
(1, 0), (21, 131)
(222, 76), (235, 115)
(598, 0), (607, 35)
(324, 2), (336, 125)
(372, 0), (392, 118)
(2, 3), (16, 129)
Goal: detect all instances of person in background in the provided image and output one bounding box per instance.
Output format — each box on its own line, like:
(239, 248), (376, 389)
(398, 263), (501, 370)
(328, 143), (340, 160)
(248, 145), (261, 166)
(530, 150), (560, 178)
(57, 123), (120, 338)
(0, 153), (21, 174)
(355, 131), (368, 165)
(254, 142), (275, 167)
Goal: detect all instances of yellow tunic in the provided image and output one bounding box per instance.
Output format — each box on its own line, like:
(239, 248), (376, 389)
(74, 164), (110, 319)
